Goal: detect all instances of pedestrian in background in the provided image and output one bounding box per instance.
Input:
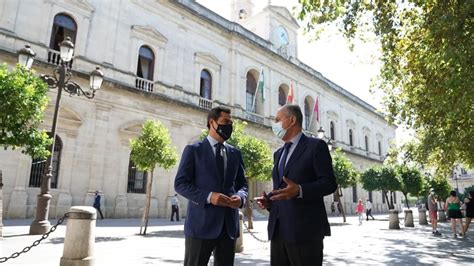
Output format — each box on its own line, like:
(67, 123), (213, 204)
(463, 191), (474, 236)
(93, 191), (104, 220)
(356, 199), (364, 225)
(366, 199), (375, 221)
(445, 190), (464, 238)
(170, 194), (180, 222)
(428, 189), (441, 236)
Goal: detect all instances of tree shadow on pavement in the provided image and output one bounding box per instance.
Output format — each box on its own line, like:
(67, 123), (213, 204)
(142, 230), (185, 238)
(47, 236), (126, 244)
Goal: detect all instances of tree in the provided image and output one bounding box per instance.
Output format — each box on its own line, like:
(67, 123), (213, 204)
(332, 148), (358, 222)
(428, 174), (452, 204)
(130, 120), (178, 235)
(296, 1), (474, 175)
(396, 165), (424, 209)
(0, 64), (51, 158)
(200, 120), (273, 228)
(361, 166), (400, 210)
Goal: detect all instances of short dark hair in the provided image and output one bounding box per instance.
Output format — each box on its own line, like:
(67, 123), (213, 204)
(207, 106), (231, 129)
(450, 190), (457, 197)
(282, 104), (303, 128)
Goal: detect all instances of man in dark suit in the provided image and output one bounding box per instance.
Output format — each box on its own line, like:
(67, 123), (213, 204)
(256, 104), (337, 266)
(175, 106), (248, 266)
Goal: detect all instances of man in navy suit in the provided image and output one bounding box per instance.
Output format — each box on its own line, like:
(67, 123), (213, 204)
(175, 106), (248, 266)
(256, 104), (337, 266)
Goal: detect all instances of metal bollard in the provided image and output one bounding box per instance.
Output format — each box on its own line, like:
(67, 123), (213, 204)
(388, 210), (400, 229)
(437, 210), (446, 222)
(235, 212), (244, 253)
(404, 210), (414, 227)
(60, 206), (96, 266)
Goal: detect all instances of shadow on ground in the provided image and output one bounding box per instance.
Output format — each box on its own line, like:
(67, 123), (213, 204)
(48, 236), (126, 244)
(142, 230), (185, 238)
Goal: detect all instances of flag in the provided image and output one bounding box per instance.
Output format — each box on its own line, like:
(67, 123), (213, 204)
(257, 68), (265, 101)
(313, 96), (320, 123)
(287, 81), (294, 104)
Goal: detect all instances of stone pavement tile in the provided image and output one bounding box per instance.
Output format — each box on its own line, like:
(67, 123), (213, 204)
(1, 214), (473, 265)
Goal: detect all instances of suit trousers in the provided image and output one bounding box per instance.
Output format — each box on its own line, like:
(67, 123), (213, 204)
(184, 224), (235, 266)
(270, 220), (323, 266)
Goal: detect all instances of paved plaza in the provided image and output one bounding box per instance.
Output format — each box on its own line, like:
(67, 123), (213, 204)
(1, 211), (473, 265)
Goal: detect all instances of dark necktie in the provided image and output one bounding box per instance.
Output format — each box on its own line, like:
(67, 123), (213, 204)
(215, 143), (225, 179)
(278, 142), (293, 181)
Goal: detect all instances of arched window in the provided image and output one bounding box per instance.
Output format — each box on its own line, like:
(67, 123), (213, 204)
(127, 156), (148, 194)
(378, 141), (382, 155)
(304, 97), (313, 130)
(49, 13), (77, 51)
(49, 13), (77, 66)
(349, 129), (353, 146)
(330, 121), (335, 140)
(246, 72), (257, 112)
(136, 46), (155, 81)
(29, 134), (62, 189)
(278, 86), (287, 106)
(200, 69), (212, 100)
(365, 135), (369, 151)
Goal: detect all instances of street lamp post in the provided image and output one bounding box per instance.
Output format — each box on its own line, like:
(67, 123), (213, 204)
(316, 126), (334, 151)
(18, 39), (104, 235)
(454, 172), (459, 192)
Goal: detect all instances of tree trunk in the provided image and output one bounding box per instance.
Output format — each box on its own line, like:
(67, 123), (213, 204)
(390, 191), (395, 209)
(244, 201), (253, 229)
(140, 169), (154, 235)
(337, 186), (347, 223)
(404, 193), (410, 209)
(384, 192), (392, 210)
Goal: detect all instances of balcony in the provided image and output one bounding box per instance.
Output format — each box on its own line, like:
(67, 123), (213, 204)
(198, 97), (213, 110)
(47, 49), (73, 68)
(135, 77), (154, 92)
(245, 112), (264, 124)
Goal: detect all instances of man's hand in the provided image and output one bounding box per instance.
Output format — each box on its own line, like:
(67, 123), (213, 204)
(255, 192), (270, 209)
(210, 192), (231, 207)
(227, 195), (242, 209)
(270, 177), (300, 201)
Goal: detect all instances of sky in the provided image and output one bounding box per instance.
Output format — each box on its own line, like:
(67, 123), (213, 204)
(198, 0), (411, 142)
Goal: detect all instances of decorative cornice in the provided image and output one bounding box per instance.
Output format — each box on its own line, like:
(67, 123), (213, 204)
(131, 25), (168, 48)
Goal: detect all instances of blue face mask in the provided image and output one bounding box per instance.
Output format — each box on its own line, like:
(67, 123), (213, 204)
(272, 122), (287, 139)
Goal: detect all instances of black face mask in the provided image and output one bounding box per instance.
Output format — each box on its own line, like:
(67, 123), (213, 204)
(213, 123), (233, 141)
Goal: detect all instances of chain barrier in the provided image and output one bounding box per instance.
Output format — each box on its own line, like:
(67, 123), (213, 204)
(0, 213), (69, 264)
(242, 212), (269, 243)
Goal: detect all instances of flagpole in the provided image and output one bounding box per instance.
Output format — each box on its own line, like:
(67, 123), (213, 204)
(251, 70), (262, 113)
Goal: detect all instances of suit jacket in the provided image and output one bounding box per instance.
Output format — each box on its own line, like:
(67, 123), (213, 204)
(268, 133), (337, 243)
(174, 138), (248, 240)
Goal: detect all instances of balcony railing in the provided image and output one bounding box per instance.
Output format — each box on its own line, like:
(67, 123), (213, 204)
(135, 77), (154, 92)
(198, 97), (213, 110)
(245, 112), (264, 124)
(47, 49), (73, 68)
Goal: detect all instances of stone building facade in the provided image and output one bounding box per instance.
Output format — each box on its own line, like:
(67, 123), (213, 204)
(0, 0), (397, 219)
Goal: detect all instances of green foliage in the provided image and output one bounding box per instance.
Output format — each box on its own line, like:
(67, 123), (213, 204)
(427, 174), (452, 201)
(0, 64), (51, 159)
(361, 165), (400, 209)
(397, 165), (424, 197)
(130, 120), (178, 172)
(463, 185), (474, 200)
(200, 120), (273, 181)
(296, 1), (474, 174)
(332, 148), (358, 188)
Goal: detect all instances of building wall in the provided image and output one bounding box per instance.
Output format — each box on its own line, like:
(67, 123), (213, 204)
(0, 0), (397, 218)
